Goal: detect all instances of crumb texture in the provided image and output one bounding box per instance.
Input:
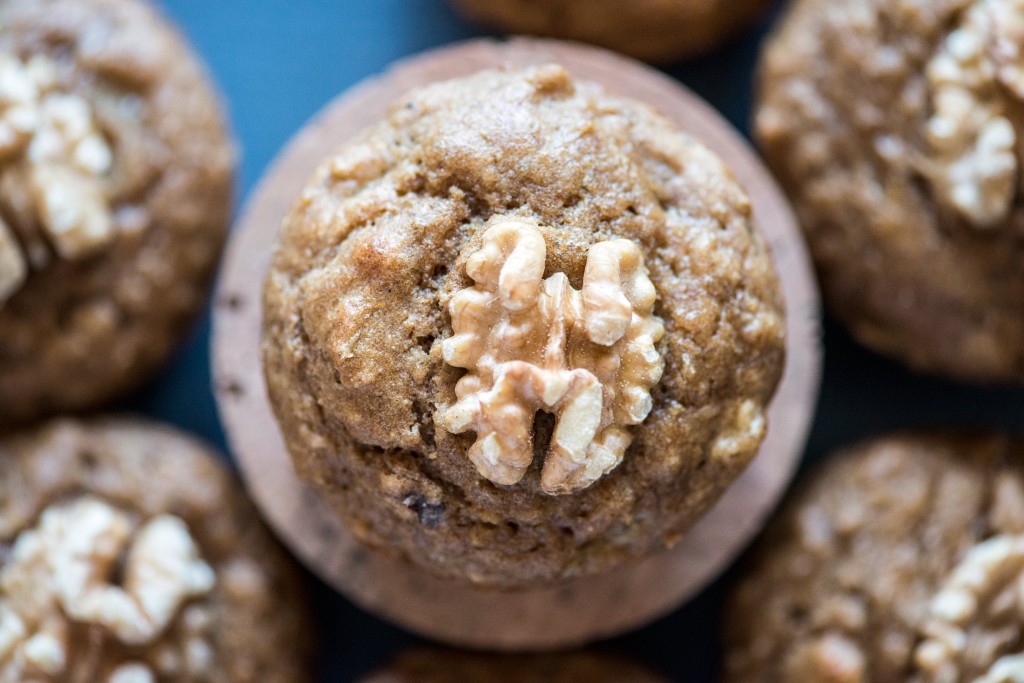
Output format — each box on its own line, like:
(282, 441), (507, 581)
(724, 433), (1024, 682)
(0, 417), (313, 682)
(757, 0), (1024, 381)
(447, 0), (771, 63)
(0, 0), (235, 423)
(262, 65), (784, 587)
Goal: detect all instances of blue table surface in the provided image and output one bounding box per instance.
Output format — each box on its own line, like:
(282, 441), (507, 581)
(118, 2), (1024, 680)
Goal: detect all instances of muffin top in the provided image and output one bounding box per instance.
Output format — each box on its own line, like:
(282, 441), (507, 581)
(0, 0), (234, 423)
(724, 433), (1024, 682)
(0, 417), (313, 682)
(263, 64), (784, 587)
(757, 0), (1024, 382)
(447, 0), (771, 63)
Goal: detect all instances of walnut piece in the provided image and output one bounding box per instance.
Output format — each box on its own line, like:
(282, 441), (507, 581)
(924, 0), (1024, 228)
(442, 219), (665, 495)
(107, 663), (156, 683)
(914, 534), (1024, 682)
(782, 633), (866, 683)
(0, 496), (215, 682)
(0, 52), (115, 305)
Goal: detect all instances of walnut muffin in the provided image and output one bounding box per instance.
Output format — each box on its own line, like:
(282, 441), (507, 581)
(0, 417), (313, 682)
(756, 0), (1024, 382)
(447, 0), (772, 63)
(724, 432), (1024, 682)
(360, 649), (668, 683)
(262, 64), (785, 588)
(0, 0), (235, 423)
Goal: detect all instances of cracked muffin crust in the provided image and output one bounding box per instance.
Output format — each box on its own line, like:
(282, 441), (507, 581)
(0, 417), (313, 682)
(724, 433), (1024, 683)
(757, 0), (1024, 382)
(262, 65), (785, 588)
(359, 649), (668, 683)
(0, 0), (235, 423)
(446, 0), (772, 64)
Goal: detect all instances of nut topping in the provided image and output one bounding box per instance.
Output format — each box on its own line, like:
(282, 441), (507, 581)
(924, 0), (1024, 228)
(0, 52), (115, 305)
(0, 496), (215, 681)
(442, 219), (664, 494)
(915, 534), (1024, 682)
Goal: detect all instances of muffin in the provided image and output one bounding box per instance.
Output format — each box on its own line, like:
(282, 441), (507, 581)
(262, 64), (785, 588)
(359, 649), (668, 683)
(0, 416), (313, 681)
(0, 0), (235, 423)
(447, 0), (772, 63)
(724, 432), (1024, 682)
(756, 0), (1024, 382)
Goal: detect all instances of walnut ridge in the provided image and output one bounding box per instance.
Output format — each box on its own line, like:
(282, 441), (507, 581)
(442, 218), (665, 494)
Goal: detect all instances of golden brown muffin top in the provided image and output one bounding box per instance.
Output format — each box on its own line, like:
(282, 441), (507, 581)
(0, 417), (313, 682)
(757, 0), (1024, 381)
(0, 0), (235, 423)
(725, 432), (1024, 682)
(263, 64), (784, 587)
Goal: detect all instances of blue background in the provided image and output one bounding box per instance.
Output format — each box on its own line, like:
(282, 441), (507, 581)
(116, 1), (1024, 680)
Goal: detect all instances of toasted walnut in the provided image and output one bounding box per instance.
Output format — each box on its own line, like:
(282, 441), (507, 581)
(0, 496), (215, 681)
(0, 52), (115, 305)
(914, 535), (1024, 682)
(923, 0), (1024, 228)
(442, 219), (664, 495)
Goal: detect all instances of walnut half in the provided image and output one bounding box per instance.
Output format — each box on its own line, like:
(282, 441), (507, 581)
(0, 496), (215, 682)
(442, 219), (665, 495)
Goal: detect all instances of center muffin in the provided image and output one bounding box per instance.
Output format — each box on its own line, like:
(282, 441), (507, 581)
(262, 64), (785, 588)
